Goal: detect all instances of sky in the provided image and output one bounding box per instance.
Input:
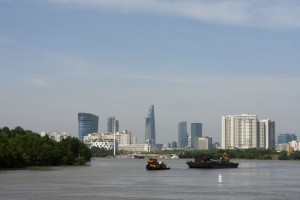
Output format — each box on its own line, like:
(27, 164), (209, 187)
(1, 0), (300, 145)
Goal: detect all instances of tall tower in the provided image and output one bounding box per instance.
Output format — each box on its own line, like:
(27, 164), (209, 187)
(191, 123), (202, 149)
(178, 121), (188, 148)
(145, 105), (156, 146)
(107, 117), (119, 133)
(78, 113), (99, 142)
(259, 119), (275, 150)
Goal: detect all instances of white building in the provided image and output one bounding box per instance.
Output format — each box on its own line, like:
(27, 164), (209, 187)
(289, 140), (300, 151)
(197, 136), (212, 150)
(89, 140), (115, 150)
(84, 130), (133, 146)
(222, 114), (275, 149)
(40, 131), (70, 142)
(222, 114), (258, 149)
(118, 144), (151, 152)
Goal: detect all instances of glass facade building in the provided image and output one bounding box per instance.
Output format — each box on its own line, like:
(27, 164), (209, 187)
(107, 117), (119, 132)
(191, 123), (202, 149)
(78, 113), (99, 142)
(178, 121), (188, 148)
(278, 133), (297, 144)
(145, 105), (156, 146)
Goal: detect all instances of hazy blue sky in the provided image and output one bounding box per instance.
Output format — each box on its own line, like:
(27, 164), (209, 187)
(1, 0), (300, 144)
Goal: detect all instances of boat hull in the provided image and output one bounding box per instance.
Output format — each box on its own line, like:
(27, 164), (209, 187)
(146, 165), (170, 170)
(186, 161), (238, 169)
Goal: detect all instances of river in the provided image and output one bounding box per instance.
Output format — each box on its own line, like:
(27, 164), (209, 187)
(0, 158), (299, 200)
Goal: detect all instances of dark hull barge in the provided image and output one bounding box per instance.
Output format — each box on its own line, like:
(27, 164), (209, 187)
(186, 153), (239, 169)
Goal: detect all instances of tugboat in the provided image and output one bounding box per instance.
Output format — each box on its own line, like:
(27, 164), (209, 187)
(186, 153), (239, 169)
(146, 158), (171, 170)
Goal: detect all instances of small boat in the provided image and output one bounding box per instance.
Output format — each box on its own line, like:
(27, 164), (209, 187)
(186, 153), (239, 169)
(130, 154), (145, 159)
(146, 158), (170, 170)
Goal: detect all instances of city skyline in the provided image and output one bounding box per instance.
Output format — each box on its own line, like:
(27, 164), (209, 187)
(1, 1), (300, 145)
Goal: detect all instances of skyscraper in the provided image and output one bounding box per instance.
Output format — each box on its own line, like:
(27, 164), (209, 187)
(258, 119), (275, 150)
(178, 121), (188, 148)
(78, 113), (99, 142)
(222, 114), (258, 149)
(145, 105), (156, 146)
(107, 117), (119, 132)
(191, 123), (202, 149)
(222, 114), (275, 149)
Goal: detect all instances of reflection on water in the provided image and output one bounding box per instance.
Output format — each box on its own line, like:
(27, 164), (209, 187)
(1, 158), (300, 200)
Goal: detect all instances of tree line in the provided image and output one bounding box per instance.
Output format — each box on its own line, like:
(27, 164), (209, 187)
(176, 148), (300, 160)
(0, 126), (91, 168)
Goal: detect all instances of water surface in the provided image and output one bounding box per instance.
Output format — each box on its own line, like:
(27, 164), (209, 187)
(1, 158), (299, 200)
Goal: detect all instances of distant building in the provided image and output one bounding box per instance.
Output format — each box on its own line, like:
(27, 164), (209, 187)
(118, 144), (151, 152)
(84, 130), (133, 146)
(276, 143), (289, 152)
(289, 140), (300, 151)
(222, 114), (258, 149)
(40, 131), (70, 142)
(107, 117), (119, 132)
(145, 105), (156, 147)
(172, 141), (177, 149)
(89, 140), (115, 150)
(258, 119), (275, 150)
(78, 112), (99, 142)
(155, 144), (163, 151)
(213, 142), (221, 149)
(278, 133), (297, 144)
(191, 123), (202, 149)
(132, 136), (137, 144)
(178, 121), (188, 148)
(198, 136), (213, 150)
(222, 114), (275, 149)
(187, 136), (192, 149)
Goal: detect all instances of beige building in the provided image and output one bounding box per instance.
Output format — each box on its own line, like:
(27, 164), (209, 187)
(197, 136), (212, 150)
(84, 130), (133, 146)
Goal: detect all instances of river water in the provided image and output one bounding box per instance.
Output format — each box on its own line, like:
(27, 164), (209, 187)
(0, 158), (300, 200)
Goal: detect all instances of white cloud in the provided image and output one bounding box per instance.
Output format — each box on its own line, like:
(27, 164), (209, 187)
(47, 0), (300, 29)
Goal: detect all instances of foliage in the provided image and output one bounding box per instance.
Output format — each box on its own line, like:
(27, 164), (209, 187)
(0, 126), (91, 168)
(177, 148), (277, 160)
(90, 147), (114, 157)
(289, 151), (300, 160)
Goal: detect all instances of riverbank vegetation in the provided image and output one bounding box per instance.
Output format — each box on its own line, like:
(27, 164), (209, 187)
(0, 126), (91, 168)
(176, 148), (300, 160)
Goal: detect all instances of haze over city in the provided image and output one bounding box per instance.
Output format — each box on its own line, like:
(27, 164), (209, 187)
(1, 0), (300, 145)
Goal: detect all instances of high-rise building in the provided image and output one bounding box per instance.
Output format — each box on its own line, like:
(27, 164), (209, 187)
(222, 114), (276, 149)
(78, 113), (99, 142)
(258, 119), (275, 150)
(178, 121), (188, 148)
(172, 141), (177, 149)
(222, 114), (258, 149)
(115, 120), (119, 132)
(278, 133), (297, 144)
(191, 123), (202, 149)
(107, 117), (119, 132)
(145, 105), (156, 146)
